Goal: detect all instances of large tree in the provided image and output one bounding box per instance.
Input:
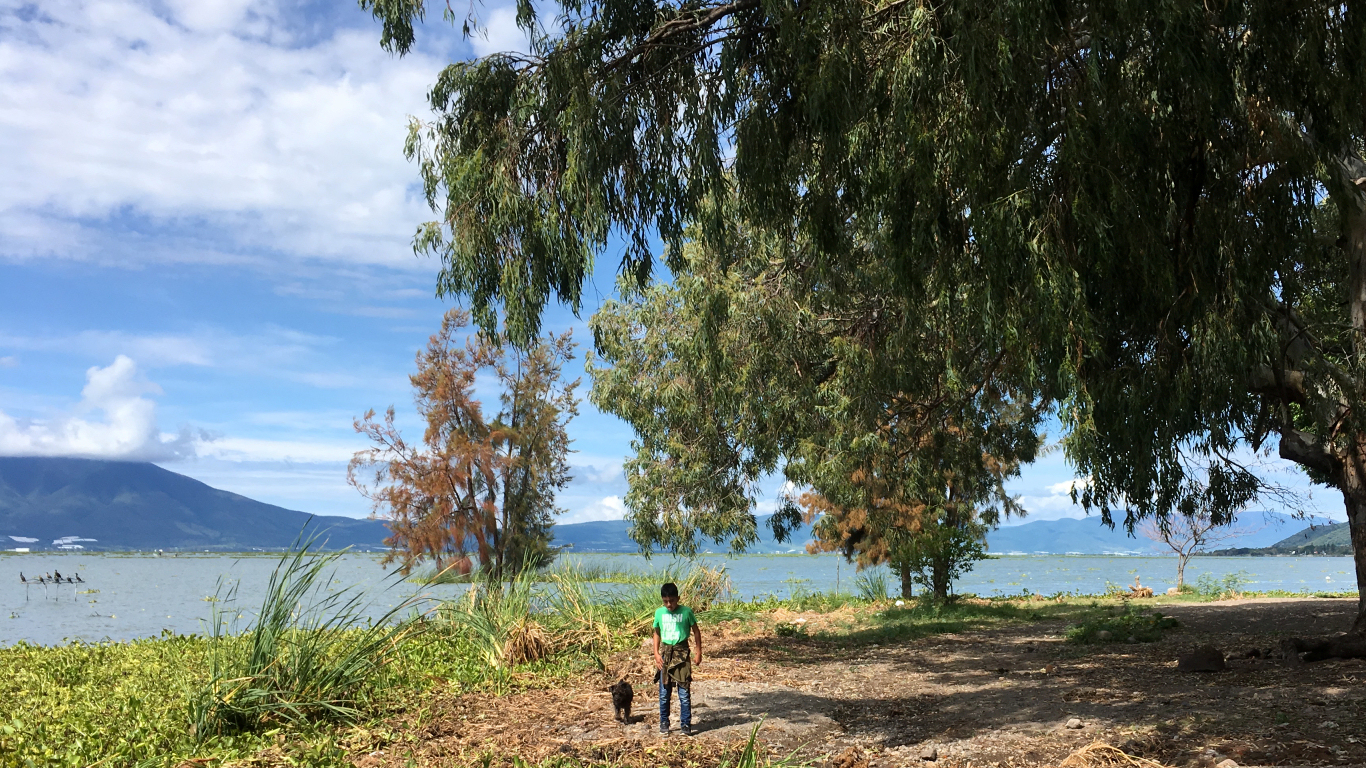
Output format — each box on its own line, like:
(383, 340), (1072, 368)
(349, 310), (579, 576)
(589, 223), (1042, 583)
(364, 0), (1366, 631)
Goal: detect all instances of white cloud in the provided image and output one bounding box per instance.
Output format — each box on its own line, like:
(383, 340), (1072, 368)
(469, 6), (533, 58)
(563, 494), (627, 524)
(0, 355), (200, 460)
(1047, 477), (1091, 495)
(0, 355), (16, 368)
(570, 455), (624, 484)
(0, 0), (446, 269)
(196, 435), (360, 463)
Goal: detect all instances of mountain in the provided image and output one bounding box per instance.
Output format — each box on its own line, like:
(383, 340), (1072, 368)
(0, 457), (390, 551)
(0, 456), (1323, 556)
(552, 515), (816, 554)
(1206, 520), (1353, 556)
(551, 511), (1304, 555)
(988, 512), (1305, 555)
(1270, 521), (1351, 550)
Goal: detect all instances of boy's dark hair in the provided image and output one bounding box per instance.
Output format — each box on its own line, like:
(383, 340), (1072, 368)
(660, 582), (680, 598)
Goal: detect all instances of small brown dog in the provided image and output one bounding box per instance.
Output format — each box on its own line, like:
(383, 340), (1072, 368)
(610, 679), (634, 723)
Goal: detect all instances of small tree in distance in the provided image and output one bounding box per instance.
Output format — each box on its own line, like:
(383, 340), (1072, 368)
(348, 309), (579, 578)
(1141, 513), (1242, 591)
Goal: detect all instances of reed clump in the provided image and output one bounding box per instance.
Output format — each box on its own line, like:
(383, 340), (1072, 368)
(190, 537), (419, 737)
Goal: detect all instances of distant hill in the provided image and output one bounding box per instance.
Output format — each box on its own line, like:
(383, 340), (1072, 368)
(1271, 521), (1351, 549)
(986, 512), (1301, 555)
(0, 457), (390, 551)
(0, 456), (1326, 556)
(1208, 520), (1352, 556)
(552, 516), (816, 554)
(550, 510), (1302, 555)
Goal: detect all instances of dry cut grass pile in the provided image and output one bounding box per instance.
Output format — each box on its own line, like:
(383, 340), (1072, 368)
(1057, 742), (1174, 768)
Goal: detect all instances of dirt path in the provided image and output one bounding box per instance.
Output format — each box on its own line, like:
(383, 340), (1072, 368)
(363, 598), (1366, 768)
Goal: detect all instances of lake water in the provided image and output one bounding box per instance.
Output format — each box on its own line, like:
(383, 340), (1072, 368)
(1, 551), (1356, 647)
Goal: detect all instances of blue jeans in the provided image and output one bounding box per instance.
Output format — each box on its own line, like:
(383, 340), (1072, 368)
(659, 679), (691, 731)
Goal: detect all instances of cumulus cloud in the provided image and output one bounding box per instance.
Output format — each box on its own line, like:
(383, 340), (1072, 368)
(0, 0), (449, 269)
(1012, 475), (1094, 523)
(0, 355), (202, 460)
(563, 494), (628, 524)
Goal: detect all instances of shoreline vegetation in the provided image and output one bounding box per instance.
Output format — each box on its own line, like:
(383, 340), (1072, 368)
(1, 545), (1359, 767)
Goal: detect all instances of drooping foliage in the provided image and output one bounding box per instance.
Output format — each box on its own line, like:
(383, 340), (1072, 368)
(364, 0), (1366, 628)
(588, 222), (1042, 563)
(349, 310), (579, 576)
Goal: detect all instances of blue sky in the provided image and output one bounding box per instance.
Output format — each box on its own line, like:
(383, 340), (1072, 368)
(0, 0), (1343, 529)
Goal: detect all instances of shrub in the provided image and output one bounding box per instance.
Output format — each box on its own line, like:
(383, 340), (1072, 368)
(1194, 571), (1250, 599)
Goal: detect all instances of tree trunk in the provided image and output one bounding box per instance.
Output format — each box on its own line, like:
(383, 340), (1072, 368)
(1347, 191), (1366, 635)
(931, 553), (951, 602)
(1345, 466), (1366, 635)
(898, 560), (914, 599)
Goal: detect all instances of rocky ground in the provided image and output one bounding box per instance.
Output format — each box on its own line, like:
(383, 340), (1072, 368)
(356, 598), (1366, 768)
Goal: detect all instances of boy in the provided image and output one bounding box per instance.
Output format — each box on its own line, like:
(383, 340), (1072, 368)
(653, 582), (702, 735)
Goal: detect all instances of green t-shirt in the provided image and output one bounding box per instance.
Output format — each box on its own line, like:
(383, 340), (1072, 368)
(653, 605), (697, 645)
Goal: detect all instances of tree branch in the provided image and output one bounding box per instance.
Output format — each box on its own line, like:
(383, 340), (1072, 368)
(1278, 428), (1342, 480)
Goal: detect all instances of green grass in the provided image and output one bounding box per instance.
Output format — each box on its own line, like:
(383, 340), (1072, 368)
(4, 548), (1348, 768)
(1064, 603), (1180, 644)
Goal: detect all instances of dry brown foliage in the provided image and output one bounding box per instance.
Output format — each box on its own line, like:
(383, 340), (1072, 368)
(348, 308), (578, 576)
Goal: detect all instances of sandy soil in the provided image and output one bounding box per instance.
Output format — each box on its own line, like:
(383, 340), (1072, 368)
(357, 598), (1366, 768)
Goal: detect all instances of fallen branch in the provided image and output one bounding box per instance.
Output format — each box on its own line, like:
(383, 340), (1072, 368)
(1281, 634), (1366, 664)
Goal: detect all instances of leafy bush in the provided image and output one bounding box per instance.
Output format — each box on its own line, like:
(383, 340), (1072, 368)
(1065, 606), (1180, 644)
(1194, 570), (1250, 599)
(774, 621), (808, 638)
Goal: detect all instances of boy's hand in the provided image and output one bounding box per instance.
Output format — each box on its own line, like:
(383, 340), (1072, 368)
(654, 653), (664, 670)
(693, 650), (701, 666)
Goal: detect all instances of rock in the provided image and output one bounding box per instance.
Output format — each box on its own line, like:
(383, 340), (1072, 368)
(1065, 718), (1083, 729)
(1166, 587), (1179, 595)
(1214, 760), (1239, 768)
(1096, 630), (1114, 641)
(1177, 645), (1227, 673)
(1126, 635), (1137, 644)
(919, 744), (938, 761)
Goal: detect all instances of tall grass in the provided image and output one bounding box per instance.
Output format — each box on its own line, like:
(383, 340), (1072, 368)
(432, 558), (551, 675)
(854, 569), (889, 602)
(191, 536), (420, 736)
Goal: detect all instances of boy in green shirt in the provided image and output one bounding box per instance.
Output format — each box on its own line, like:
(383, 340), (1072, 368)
(652, 582), (701, 735)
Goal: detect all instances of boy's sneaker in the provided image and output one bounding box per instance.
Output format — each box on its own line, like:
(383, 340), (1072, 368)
(681, 725), (693, 737)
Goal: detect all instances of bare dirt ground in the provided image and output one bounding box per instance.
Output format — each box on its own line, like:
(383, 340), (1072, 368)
(359, 598), (1366, 768)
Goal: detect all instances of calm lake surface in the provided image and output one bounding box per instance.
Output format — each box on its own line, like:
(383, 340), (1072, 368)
(1, 552), (1355, 647)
